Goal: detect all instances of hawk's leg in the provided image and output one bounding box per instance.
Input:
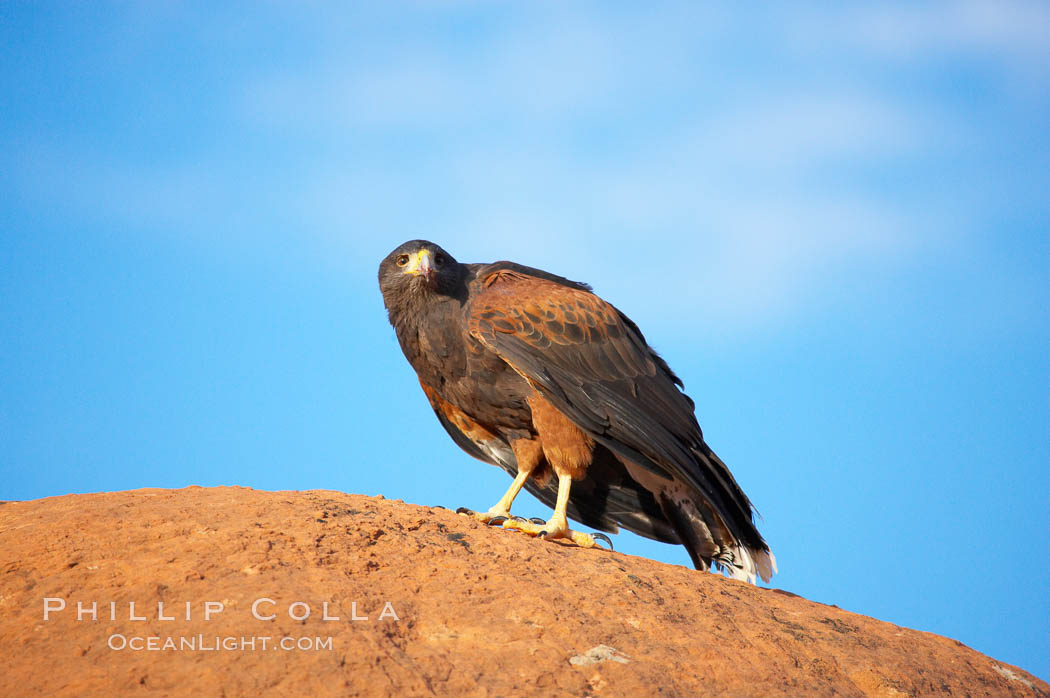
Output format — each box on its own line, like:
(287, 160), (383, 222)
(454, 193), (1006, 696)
(496, 393), (613, 549)
(461, 438), (542, 524)
(502, 472), (612, 550)
(471, 466), (532, 524)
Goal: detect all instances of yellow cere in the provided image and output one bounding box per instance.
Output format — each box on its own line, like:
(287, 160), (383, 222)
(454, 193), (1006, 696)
(404, 249), (431, 275)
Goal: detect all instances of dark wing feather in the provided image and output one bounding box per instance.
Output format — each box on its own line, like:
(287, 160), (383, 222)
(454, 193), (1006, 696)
(466, 269), (764, 549)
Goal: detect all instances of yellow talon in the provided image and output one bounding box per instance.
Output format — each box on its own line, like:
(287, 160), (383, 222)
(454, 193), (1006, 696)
(501, 517), (602, 549)
(501, 517), (543, 535)
(569, 530), (598, 548)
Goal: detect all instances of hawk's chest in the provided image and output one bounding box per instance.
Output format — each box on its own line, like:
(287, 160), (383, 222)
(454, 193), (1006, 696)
(398, 308), (530, 428)
(396, 312), (465, 391)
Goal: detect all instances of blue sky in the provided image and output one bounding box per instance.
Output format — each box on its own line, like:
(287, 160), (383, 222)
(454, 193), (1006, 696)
(2, 0), (1048, 681)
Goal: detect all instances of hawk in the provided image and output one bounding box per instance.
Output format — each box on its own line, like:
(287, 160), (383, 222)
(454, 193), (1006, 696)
(378, 240), (775, 583)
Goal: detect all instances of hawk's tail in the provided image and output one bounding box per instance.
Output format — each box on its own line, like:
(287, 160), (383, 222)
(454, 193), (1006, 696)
(659, 492), (777, 584)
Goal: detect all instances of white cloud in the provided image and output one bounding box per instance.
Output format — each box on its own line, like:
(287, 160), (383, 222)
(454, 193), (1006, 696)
(787, 0), (1050, 94)
(853, 0), (1050, 58)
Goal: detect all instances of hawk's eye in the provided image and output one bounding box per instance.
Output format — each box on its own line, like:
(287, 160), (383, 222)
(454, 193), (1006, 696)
(396, 254), (410, 267)
(434, 253), (446, 265)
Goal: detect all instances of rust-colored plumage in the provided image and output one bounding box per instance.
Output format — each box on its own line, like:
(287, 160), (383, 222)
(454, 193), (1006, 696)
(378, 240), (775, 582)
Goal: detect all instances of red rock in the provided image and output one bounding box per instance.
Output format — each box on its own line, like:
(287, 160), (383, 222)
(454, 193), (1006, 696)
(1, 487), (1045, 696)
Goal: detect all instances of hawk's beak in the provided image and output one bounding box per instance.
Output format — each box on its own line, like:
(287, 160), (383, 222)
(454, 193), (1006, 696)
(404, 249), (433, 281)
(417, 250), (433, 281)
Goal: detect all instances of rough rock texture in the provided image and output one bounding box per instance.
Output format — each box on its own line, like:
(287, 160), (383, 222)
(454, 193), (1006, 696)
(1, 487), (1045, 697)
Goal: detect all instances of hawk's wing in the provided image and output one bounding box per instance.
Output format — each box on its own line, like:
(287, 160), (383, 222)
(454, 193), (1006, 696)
(466, 268), (765, 551)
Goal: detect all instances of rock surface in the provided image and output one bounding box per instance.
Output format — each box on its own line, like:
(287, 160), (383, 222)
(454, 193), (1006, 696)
(1, 487), (1045, 697)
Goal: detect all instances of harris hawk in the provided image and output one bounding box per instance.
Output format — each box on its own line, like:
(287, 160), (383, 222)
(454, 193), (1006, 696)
(378, 240), (776, 583)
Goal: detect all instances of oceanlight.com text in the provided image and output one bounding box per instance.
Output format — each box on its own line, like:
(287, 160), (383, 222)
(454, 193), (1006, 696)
(107, 634), (334, 652)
